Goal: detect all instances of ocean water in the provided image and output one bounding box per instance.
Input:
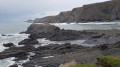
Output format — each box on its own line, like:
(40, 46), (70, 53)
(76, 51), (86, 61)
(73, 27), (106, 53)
(51, 22), (120, 30)
(0, 22), (31, 52)
(1, 21), (120, 67)
(0, 22), (31, 34)
(0, 22), (31, 67)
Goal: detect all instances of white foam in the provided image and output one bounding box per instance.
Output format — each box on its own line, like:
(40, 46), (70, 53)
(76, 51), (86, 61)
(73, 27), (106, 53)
(78, 22), (120, 25)
(35, 65), (42, 67)
(37, 38), (94, 46)
(15, 52), (35, 67)
(43, 56), (54, 59)
(34, 45), (41, 48)
(0, 57), (15, 67)
(50, 23), (68, 25)
(0, 33), (29, 52)
(49, 22), (120, 25)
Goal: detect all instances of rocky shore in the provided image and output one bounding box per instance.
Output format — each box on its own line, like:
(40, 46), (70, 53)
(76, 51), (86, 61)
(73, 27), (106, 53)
(0, 24), (120, 67)
(21, 24), (120, 45)
(1, 41), (120, 67)
(32, 0), (120, 23)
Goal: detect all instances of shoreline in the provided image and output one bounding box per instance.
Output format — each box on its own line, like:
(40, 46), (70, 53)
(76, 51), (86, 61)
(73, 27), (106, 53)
(0, 23), (120, 67)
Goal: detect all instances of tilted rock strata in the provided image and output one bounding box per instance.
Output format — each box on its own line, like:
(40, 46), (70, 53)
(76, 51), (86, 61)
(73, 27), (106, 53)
(33, 0), (120, 23)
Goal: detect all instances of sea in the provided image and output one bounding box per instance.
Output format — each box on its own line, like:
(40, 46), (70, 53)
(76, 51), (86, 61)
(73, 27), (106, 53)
(1, 21), (120, 67)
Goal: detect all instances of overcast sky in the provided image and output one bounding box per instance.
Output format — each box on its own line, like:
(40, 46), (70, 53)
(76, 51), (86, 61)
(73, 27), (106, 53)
(0, 0), (109, 22)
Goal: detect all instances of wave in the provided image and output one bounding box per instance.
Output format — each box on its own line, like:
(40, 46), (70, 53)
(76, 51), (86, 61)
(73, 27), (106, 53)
(37, 38), (95, 47)
(0, 57), (15, 67)
(0, 33), (29, 52)
(0, 52), (37, 67)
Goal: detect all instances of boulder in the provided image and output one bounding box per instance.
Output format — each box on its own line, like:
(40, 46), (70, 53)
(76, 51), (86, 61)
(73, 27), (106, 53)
(1, 34), (6, 36)
(25, 24), (60, 34)
(9, 64), (18, 67)
(3, 43), (14, 47)
(1, 34), (13, 36)
(0, 50), (28, 59)
(18, 38), (39, 45)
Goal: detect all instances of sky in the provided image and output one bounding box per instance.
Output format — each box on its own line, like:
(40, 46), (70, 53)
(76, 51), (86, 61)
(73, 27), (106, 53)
(0, 0), (109, 22)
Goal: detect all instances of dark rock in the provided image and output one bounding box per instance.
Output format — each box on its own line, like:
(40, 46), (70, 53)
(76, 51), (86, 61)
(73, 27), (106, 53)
(8, 35), (14, 36)
(3, 43), (14, 47)
(0, 50), (28, 59)
(2, 40), (120, 67)
(91, 34), (105, 39)
(105, 48), (120, 56)
(9, 64), (18, 67)
(94, 44), (109, 50)
(19, 32), (25, 34)
(18, 38), (39, 45)
(0, 45), (36, 59)
(1, 34), (13, 36)
(25, 24), (95, 42)
(23, 48), (103, 67)
(94, 41), (120, 51)
(1, 34), (6, 36)
(25, 24), (60, 34)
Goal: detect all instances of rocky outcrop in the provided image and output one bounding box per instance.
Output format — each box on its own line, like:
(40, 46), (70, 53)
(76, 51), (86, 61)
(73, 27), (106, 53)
(22, 41), (120, 67)
(23, 24), (120, 45)
(9, 64), (18, 67)
(25, 24), (60, 34)
(33, 0), (120, 23)
(0, 46), (35, 59)
(18, 38), (39, 45)
(24, 24), (95, 41)
(84, 30), (120, 44)
(3, 43), (14, 47)
(1, 40), (120, 67)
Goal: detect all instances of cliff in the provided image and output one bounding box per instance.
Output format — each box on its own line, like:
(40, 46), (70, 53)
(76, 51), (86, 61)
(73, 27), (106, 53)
(33, 0), (120, 23)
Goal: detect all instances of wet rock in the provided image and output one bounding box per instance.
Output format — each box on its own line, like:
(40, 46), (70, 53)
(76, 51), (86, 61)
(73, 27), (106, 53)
(3, 43), (14, 47)
(50, 43), (85, 54)
(8, 35), (14, 36)
(94, 41), (120, 50)
(91, 34), (105, 39)
(1, 34), (13, 36)
(9, 64), (18, 67)
(0, 45), (36, 59)
(1, 34), (6, 36)
(18, 38), (39, 45)
(36, 43), (85, 54)
(0, 50), (28, 59)
(94, 44), (109, 50)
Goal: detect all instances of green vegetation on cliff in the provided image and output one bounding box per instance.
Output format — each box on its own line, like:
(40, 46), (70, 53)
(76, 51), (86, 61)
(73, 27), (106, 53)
(96, 56), (120, 67)
(34, 0), (120, 23)
(59, 56), (120, 67)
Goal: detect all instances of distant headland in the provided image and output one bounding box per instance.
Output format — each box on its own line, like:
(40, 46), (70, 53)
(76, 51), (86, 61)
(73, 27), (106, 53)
(27, 0), (120, 23)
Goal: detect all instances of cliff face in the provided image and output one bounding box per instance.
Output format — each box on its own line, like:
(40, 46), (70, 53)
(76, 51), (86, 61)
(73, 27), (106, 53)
(34, 0), (120, 23)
